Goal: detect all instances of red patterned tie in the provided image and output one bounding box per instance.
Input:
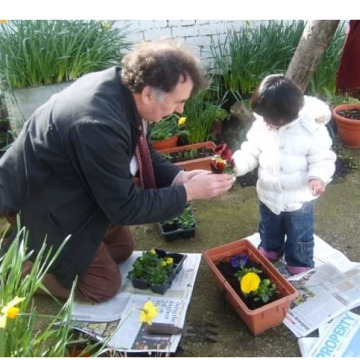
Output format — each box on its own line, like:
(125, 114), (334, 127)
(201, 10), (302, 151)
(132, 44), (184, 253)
(135, 133), (157, 189)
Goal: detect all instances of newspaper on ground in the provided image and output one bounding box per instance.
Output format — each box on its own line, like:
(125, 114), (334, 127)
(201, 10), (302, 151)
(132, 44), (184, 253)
(298, 311), (360, 357)
(71, 251), (201, 354)
(246, 233), (360, 338)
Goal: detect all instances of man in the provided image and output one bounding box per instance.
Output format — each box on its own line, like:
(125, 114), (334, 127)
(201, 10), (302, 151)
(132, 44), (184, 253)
(0, 38), (234, 302)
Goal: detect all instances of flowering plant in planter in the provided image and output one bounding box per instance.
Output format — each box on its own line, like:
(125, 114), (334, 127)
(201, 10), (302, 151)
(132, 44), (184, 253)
(234, 256), (277, 303)
(127, 249), (185, 294)
(150, 114), (188, 141)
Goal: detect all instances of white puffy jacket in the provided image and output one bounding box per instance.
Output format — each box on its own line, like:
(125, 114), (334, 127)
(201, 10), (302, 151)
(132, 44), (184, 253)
(232, 96), (336, 215)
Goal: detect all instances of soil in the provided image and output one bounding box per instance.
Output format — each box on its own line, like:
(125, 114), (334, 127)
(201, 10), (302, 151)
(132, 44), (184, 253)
(166, 147), (214, 164)
(338, 109), (360, 120)
(216, 258), (279, 310)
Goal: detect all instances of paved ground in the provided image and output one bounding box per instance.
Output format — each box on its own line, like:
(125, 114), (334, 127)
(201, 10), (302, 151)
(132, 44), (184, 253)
(130, 145), (360, 357)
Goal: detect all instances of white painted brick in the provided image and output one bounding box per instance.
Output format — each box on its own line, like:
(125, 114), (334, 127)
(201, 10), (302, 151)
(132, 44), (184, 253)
(138, 20), (156, 30)
(153, 20), (169, 28)
(185, 35), (212, 48)
(168, 20), (196, 27)
(143, 28), (172, 41)
(171, 26), (198, 38)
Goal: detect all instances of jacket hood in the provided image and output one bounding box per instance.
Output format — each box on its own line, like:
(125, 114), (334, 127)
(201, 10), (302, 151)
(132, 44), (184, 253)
(299, 96), (331, 125)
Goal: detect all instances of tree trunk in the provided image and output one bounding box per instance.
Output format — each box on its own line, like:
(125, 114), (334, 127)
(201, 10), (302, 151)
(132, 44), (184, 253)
(286, 20), (340, 93)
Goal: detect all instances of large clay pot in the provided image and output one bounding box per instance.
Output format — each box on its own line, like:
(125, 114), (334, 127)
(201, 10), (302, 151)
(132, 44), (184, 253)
(151, 135), (179, 151)
(332, 104), (360, 149)
(203, 239), (298, 336)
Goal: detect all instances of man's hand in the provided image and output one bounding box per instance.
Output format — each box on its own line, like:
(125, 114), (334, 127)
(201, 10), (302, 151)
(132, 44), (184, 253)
(183, 172), (235, 201)
(309, 179), (325, 196)
(174, 170), (211, 185)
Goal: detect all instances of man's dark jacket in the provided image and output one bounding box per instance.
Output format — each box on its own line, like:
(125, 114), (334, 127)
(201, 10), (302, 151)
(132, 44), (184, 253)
(0, 67), (187, 287)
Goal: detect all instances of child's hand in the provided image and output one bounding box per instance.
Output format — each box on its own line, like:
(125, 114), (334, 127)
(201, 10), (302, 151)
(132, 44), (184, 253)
(309, 179), (325, 196)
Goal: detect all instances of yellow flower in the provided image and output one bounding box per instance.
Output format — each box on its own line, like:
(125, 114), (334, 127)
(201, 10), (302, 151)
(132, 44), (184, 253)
(166, 257), (173, 265)
(240, 272), (261, 294)
(139, 300), (158, 325)
(160, 260), (167, 267)
(0, 296), (25, 328)
(149, 249), (156, 255)
(178, 117), (187, 126)
(0, 20), (7, 24)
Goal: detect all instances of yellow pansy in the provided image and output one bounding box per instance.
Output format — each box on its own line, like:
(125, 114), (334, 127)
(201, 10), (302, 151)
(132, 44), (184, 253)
(166, 257), (173, 265)
(178, 117), (187, 126)
(0, 20), (7, 24)
(0, 296), (25, 328)
(160, 260), (167, 267)
(240, 272), (261, 294)
(139, 300), (158, 325)
(149, 249), (156, 255)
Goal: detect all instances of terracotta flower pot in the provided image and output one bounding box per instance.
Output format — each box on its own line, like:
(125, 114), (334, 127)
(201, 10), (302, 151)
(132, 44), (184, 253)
(152, 135), (179, 151)
(332, 104), (360, 149)
(203, 239), (298, 336)
(157, 141), (216, 171)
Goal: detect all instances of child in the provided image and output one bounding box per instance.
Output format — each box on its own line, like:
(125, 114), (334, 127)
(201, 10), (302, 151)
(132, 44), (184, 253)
(232, 74), (336, 275)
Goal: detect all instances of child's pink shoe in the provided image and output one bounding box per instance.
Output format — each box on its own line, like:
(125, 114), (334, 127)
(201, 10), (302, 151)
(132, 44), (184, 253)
(258, 246), (282, 261)
(286, 265), (311, 275)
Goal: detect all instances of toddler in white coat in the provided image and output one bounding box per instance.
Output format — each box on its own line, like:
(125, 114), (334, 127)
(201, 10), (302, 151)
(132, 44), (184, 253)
(232, 74), (336, 275)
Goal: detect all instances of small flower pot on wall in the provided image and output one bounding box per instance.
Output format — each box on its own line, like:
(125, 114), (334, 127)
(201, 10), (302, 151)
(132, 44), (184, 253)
(332, 104), (360, 149)
(203, 239), (298, 336)
(157, 141), (217, 171)
(152, 135), (179, 151)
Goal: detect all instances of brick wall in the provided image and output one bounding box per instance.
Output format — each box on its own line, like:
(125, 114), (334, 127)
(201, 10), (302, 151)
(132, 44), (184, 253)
(114, 20), (261, 69)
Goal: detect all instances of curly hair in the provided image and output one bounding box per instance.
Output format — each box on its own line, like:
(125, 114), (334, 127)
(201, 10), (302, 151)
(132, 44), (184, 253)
(121, 38), (208, 95)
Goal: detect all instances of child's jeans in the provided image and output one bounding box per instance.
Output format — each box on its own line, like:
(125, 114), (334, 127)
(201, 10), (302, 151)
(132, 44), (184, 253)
(259, 201), (315, 268)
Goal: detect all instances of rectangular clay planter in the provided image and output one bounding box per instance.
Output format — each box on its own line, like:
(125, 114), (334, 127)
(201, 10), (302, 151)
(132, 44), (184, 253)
(203, 239), (298, 336)
(157, 141), (216, 171)
(131, 249), (187, 295)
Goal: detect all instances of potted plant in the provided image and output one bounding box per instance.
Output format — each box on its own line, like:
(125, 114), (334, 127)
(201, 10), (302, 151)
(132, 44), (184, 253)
(203, 239), (298, 335)
(127, 249), (187, 295)
(150, 114), (189, 150)
(158, 141), (217, 171)
(210, 143), (236, 175)
(332, 103), (360, 149)
(0, 20), (131, 138)
(158, 204), (197, 241)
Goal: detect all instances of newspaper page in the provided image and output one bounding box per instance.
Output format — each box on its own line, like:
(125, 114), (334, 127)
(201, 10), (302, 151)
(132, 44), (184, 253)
(246, 233), (360, 338)
(71, 251), (201, 353)
(303, 311), (360, 357)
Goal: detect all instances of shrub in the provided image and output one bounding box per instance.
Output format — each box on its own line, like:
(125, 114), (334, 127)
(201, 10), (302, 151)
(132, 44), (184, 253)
(0, 20), (131, 89)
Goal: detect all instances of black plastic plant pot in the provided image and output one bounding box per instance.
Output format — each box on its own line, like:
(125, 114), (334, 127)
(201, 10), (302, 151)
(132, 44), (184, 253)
(131, 278), (149, 290)
(157, 222), (197, 242)
(155, 249), (187, 277)
(150, 281), (171, 295)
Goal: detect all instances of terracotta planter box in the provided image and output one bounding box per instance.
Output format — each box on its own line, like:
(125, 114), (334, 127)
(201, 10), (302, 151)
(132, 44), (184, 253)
(152, 135), (179, 151)
(157, 141), (216, 171)
(203, 239), (298, 336)
(332, 104), (360, 149)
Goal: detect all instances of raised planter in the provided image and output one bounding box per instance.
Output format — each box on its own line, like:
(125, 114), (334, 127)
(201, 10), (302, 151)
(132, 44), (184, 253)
(332, 104), (360, 149)
(203, 239), (298, 336)
(157, 141), (216, 171)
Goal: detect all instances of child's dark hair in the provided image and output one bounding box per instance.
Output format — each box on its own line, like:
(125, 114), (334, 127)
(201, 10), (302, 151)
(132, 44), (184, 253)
(251, 74), (304, 126)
